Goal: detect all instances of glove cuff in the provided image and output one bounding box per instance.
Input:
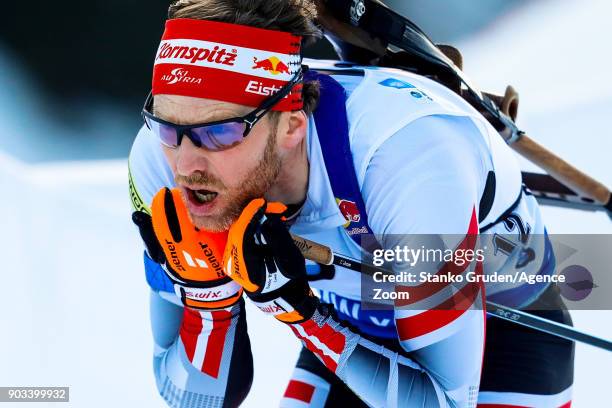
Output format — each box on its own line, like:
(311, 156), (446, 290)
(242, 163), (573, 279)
(175, 279), (243, 310)
(250, 289), (319, 324)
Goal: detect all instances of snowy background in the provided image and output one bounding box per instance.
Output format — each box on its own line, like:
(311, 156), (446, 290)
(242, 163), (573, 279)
(1, 0), (611, 406)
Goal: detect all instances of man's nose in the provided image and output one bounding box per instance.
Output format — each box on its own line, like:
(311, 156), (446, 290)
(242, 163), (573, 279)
(175, 135), (209, 177)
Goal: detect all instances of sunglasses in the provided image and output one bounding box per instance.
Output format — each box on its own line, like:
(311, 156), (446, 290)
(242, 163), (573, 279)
(142, 70), (303, 151)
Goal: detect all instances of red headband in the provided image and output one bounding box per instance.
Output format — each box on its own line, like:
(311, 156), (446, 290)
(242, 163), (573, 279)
(152, 19), (303, 111)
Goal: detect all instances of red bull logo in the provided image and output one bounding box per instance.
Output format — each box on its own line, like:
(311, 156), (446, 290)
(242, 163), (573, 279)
(252, 56), (291, 75)
(337, 198), (361, 226)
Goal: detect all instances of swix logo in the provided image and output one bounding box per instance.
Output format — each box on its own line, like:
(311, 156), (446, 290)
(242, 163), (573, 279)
(245, 80), (288, 97)
(185, 290), (222, 299)
(161, 68), (203, 85)
(252, 56), (290, 75)
(156, 42), (238, 66)
(258, 304), (283, 314)
(336, 198), (361, 226)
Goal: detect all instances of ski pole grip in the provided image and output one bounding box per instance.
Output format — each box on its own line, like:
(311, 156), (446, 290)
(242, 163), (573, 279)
(290, 233), (334, 265)
(512, 133), (611, 205)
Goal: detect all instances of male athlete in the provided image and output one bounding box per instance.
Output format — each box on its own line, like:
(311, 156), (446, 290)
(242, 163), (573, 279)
(129, 1), (574, 407)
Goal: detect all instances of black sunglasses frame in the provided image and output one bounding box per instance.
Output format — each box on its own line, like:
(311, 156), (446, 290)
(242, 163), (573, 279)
(141, 69), (304, 150)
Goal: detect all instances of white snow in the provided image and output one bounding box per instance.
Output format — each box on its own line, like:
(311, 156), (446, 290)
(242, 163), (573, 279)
(459, 1), (612, 406)
(1, 0), (611, 406)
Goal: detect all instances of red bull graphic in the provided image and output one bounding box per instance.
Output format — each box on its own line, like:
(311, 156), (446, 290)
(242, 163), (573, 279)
(252, 56), (291, 75)
(337, 198), (361, 227)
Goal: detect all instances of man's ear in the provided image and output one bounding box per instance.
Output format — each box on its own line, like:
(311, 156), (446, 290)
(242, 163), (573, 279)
(279, 110), (308, 149)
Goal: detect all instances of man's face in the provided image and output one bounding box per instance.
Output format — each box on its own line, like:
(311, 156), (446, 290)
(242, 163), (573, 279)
(154, 94), (282, 232)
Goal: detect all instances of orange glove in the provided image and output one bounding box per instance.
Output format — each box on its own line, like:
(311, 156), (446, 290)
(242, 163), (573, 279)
(133, 188), (242, 310)
(223, 198), (318, 323)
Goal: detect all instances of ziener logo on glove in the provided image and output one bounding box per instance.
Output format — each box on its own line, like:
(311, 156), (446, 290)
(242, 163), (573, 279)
(165, 240), (186, 272)
(199, 243), (225, 279)
(227, 245), (243, 280)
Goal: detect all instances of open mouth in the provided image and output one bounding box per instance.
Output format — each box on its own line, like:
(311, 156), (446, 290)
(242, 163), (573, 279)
(185, 187), (218, 205)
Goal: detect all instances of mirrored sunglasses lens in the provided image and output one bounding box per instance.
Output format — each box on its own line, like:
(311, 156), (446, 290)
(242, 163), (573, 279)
(146, 118), (178, 147)
(190, 122), (247, 151)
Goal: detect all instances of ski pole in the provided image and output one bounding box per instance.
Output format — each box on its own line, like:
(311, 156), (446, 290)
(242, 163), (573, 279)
(290, 234), (612, 352)
(522, 172), (612, 219)
(486, 301), (612, 351)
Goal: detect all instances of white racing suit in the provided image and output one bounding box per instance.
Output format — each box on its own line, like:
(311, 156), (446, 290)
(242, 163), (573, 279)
(129, 60), (573, 407)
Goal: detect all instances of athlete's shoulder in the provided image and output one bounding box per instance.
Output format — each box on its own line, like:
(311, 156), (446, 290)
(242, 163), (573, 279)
(306, 59), (477, 130)
(128, 125), (175, 213)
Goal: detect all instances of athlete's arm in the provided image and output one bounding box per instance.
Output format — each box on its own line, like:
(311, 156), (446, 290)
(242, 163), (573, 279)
(222, 114), (486, 407)
(129, 126), (254, 407)
(282, 115), (487, 407)
(358, 114), (487, 407)
(149, 291), (253, 407)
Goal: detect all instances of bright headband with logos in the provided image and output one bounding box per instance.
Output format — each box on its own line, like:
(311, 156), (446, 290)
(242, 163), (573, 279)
(152, 18), (303, 111)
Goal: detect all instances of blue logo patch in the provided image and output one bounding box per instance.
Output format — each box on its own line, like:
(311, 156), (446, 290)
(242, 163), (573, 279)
(379, 78), (415, 89)
(410, 91), (423, 99)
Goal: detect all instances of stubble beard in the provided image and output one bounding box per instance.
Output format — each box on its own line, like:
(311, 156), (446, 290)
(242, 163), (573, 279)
(188, 130), (282, 232)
